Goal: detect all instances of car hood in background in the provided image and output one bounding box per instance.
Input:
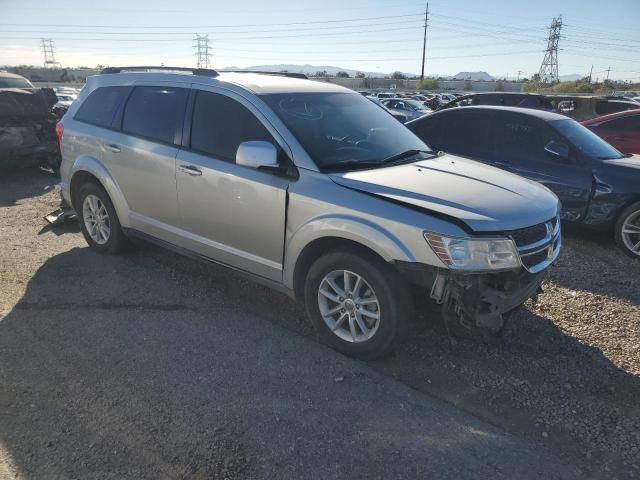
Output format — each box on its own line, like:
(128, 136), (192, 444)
(602, 154), (640, 171)
(329, 154), (559, 232)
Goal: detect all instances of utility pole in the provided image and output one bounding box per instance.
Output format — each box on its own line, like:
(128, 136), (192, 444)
(420, 2), (429, 81)
(194, 34), (212, 69)
(538, 15), (563, 84)
(605, 67), (611, 83)
(40, 38), (59, 68)
(516, 70), (523, 81)
(588, 64), (593, 83)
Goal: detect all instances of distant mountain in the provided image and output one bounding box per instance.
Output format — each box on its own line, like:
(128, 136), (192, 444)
(558, 74), (584, 82)
(451, 71), (494, 81)
(220, 64), (418, 78)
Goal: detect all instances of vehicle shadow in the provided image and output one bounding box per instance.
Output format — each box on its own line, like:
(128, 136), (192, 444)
(0, 167), (59, 207)
(0, 247), (594, 480)
(551, 226), (640, 305)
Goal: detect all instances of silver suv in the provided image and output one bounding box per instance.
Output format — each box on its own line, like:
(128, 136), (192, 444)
(59, 67), (561, 358)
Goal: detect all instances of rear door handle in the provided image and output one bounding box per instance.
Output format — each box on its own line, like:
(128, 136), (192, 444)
(178, 164), (202, 176)
(103, 143), (121, 153)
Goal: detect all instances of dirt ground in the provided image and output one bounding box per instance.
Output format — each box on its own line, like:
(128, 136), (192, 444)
(1, 168), (639, 479)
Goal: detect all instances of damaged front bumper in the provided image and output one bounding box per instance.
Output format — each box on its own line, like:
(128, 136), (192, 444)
(430, 268), (546, 332)
(397, 263), (547, 333)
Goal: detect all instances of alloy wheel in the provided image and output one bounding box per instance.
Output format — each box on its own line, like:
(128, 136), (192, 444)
(317, 269), (381, 343)
(82, 194), (111, 245)
(621, 209), (640, 257)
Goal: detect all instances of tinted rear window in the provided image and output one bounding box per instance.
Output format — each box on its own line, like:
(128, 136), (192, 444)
(122, 86), (188, 144)
(75, 86), (129, 128)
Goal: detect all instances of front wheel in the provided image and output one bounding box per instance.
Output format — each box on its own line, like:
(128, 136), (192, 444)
(615, 202), (640, 258)
(303, 250), (412, 359)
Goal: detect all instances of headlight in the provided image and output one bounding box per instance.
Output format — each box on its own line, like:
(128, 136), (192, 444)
(424, 233), (520, 271)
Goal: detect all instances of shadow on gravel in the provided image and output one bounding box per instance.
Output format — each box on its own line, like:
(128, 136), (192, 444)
(2, 247), (595, 480)
(552, 227), (640, 305)
(0, 167), (59, 207)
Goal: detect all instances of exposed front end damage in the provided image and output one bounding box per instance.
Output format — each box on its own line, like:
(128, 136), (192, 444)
(430, 269), (546, 333)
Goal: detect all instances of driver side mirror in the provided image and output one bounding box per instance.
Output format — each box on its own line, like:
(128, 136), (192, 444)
(544, 141), (569, 161)
(236, 141), (278, 170)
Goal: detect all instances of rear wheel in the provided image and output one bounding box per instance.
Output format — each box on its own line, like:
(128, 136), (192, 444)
(77, 182), (128, 255)
(303, 250), (412, 359)
(615, 202), (640, 258)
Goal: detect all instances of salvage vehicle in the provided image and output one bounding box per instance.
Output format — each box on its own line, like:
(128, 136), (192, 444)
(58, 67), (561, 357)
(407, 106), (640, 258)
(0, 73), (61, 170)
(582, 109), (640, 155)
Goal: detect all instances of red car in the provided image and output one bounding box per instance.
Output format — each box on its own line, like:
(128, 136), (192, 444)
(582, 109), (640, 154)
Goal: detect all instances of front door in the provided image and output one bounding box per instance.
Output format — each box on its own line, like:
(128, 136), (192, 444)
(491, 111), (593, 222)
(175, 88), (290, 281)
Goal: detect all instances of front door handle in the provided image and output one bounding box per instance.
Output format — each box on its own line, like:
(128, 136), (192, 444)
(104, 143), (121, 153)
(178, 164), (202, 176)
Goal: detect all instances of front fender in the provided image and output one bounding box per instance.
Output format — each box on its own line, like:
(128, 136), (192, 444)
(282, 214), (418, 290)
(70, 156), (131, 228)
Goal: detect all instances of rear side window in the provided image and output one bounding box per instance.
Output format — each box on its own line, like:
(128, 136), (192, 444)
(190, 91), (273, 161)
(122, 86), (188, 144)
(75, 86), (129, 128)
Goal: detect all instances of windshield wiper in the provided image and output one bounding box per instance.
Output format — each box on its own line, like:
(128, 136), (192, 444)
(322, 150), (437, 172)
(379, 149), (437, 166)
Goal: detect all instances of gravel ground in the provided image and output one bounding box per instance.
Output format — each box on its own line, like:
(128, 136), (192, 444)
(1, 168), (639, 479)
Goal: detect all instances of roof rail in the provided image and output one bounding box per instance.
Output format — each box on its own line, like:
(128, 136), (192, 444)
(221, 70), (308, 80)
(100, 66), (219, 77)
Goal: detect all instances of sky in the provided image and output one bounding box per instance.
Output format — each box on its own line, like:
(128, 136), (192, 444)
(0, 0), (639, 81)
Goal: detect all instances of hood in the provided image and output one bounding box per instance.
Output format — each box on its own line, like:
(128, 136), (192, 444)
(329, 154), (559, 232)
(602, 154), (640, 171)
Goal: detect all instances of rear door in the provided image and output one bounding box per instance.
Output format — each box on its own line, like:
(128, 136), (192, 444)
(410, 109), (495, 163)
(107, 83), (189, 237)
(175, 88), (290, 281)
(492, 111), (592, 221)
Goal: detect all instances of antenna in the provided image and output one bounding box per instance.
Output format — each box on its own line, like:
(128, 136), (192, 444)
(41, 38), (60, 68)
(538, 15), (562, 84)
(194, 34), (212, 69)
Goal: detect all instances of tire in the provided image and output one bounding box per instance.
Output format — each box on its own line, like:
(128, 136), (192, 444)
(614, 201), (640, 259)
(303, 249), (412, 359)
(76, 182), (129, 255)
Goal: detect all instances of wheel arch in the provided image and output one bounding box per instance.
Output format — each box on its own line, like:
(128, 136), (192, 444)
(69, 156), (131, 228)
(284, 216), (417, 300)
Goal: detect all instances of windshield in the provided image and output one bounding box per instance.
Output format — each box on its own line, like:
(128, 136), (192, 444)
(552, 119), (624, 159)
(0, 76), (33, 88)
(261, 92), (430, 170)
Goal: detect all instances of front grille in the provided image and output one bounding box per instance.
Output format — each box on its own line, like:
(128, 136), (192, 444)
(511, 223), (547, 248)
(521, 249), (549, 269)
(509, 216), (561, 273)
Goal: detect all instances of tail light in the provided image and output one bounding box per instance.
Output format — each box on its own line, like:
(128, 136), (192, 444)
(55, 122), (64, 144)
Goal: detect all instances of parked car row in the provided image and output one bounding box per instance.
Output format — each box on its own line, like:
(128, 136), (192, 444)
(407, 106), (640, 258)
(57, 67), (563, 358)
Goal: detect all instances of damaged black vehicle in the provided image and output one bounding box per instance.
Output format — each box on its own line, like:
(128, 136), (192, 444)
(0, 72), (61, 171)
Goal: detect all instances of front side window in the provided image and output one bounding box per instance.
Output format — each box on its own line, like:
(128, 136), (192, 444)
(552, 119), (623, 160)
(122, 86), (188, 144)
(75, 86), (129, 128)
(493, 112), (558, 167)
(190, 91), (273, 160)
(261, 92), (429, 170)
